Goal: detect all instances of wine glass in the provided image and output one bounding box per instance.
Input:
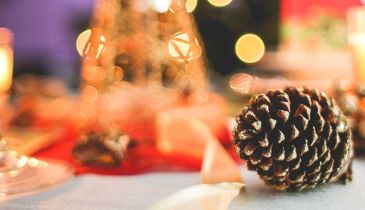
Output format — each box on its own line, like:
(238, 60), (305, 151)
(0, 138), (74, 200)
(0, 28), (74, 200)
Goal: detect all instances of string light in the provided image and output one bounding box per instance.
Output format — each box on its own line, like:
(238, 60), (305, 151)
(235, 33), (265, 64)
(76, 29), (106, 59)
(148, 0), (172, 13)
(186, 0), (198, 13)
(168, 32), (202, 63)
(169, 0), (198, 13)
(207, 0), (232, 7)
(113, 66), (124, 81)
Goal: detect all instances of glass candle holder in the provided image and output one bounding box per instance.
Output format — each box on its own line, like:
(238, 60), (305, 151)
(0, 28), (13, 94)
(348, 7), (365, 85)
(0, 28), (74, 201)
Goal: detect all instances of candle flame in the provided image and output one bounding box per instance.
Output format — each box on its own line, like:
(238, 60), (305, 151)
(0, 47), (13, 93)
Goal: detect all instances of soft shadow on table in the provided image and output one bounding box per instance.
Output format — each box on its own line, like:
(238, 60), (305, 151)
(0, 176), (82, 210)
(230, 159), (365, 210)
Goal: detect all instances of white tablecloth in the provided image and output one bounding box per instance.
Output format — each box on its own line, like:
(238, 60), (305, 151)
(2, 159), (365, 210)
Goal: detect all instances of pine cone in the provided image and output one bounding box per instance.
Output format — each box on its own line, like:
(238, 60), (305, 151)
(73, 130), (130, 167)
(233, 87), (354, 191)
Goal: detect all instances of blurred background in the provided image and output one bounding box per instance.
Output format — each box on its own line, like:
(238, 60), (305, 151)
(0, 0), (363, 90)
(0, 0), (278, 89)
(2, 0), (365, 191)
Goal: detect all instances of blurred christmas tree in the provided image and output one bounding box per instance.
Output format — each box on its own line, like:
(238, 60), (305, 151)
(79, 0), (208, 94)
(73, 0), (230, 145)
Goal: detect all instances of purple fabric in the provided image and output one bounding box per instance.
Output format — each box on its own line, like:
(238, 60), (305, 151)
(0, 0), (95, 76)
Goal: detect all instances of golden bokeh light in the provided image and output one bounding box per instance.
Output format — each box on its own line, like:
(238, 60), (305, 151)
(207, 0), (232, 7)
(186, 0), (198, 13)
(168, 32), (202, 63)
(169, 0), (197, 13)
(148, 0), (172, 13)
(235, 33), (265, 64)
(76, 29), (106, 59)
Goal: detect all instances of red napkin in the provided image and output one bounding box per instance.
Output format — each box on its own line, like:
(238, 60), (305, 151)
(34, 124), (236, 175)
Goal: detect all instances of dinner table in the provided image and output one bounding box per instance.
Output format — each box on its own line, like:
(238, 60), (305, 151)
(1, 158), (365, 210)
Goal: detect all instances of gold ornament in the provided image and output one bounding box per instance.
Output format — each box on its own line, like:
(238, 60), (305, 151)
(168, 32), (202, 63)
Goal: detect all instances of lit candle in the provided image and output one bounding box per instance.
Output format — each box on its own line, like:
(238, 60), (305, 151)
(0, 28), (13, 94)
(348, 7), (365, 85)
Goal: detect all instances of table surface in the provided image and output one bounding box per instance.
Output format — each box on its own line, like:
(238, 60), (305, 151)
(2, 159), (365, 210)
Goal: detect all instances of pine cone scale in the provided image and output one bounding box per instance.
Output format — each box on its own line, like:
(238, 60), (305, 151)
(234, 87), (354, 191)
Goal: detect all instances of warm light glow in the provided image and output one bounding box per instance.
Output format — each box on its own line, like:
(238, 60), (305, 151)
(235, 33), (265, 63)
(169, 0), (197, 13)
(229, 73), (253, 94)
(348, 7), (365, 85)
(76, 29), (106, 59)
(348, 33), (365, 45)
(168, 32), (202, 63)
(9, 170), (18, 178)
(16, 156), (28, 168)
(9, 151), (17, 158)
(149, 0), (172, 13)
(28, 158), (40, 167)
(207, 0), (232, 7)
(0, 28), (13, 94)
(186, 0), (198, 13)
(349, 33), (365, 84)
(0, 47), (12, 93)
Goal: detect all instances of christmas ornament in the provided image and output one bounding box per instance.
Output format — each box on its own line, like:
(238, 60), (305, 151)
(76, 29), (106, 59)
(168, 32), (202, 63)
(233, 87), (353, 191)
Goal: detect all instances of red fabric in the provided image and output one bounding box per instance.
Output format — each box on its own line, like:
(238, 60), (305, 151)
(281, 0), (362, 21)
(33, 125), (237, 175)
